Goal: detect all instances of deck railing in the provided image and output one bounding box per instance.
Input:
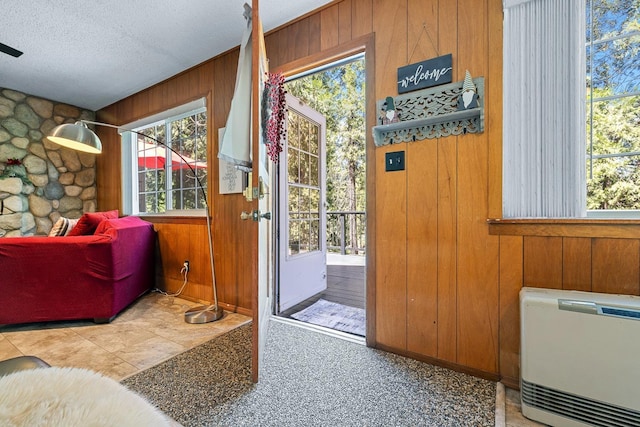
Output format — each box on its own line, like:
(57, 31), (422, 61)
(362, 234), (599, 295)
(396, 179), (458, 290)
(326, 211), (366, 255)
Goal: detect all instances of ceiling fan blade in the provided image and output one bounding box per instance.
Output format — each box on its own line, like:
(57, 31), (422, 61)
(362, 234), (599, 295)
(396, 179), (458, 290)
(0, 42), (23, 58)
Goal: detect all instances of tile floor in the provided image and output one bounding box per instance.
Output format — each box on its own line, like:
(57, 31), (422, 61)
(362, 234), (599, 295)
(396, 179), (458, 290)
(505, 387), (547, 426)
(0, 292), (542, 425)
(0, 292), (251, 381)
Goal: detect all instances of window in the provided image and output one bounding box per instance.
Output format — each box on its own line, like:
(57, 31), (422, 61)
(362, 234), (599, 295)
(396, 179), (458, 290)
(586, 1), (640, 212)
(286, 107), (322, 256)
(121, 100), (208, 215)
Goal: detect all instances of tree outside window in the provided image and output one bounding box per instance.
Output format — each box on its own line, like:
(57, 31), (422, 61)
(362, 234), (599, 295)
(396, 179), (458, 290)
(587, 0), (640, 210)
(135, 110), (207, 214)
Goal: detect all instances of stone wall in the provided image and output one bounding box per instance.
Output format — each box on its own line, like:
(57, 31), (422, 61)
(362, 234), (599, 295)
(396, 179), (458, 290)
(0, 88), (97, 237)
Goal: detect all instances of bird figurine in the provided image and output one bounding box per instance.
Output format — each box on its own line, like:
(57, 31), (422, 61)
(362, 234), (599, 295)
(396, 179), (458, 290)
(380, 96), (400, 125)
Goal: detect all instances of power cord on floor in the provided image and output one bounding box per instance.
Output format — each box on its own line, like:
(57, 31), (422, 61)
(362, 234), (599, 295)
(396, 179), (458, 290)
(153, 264), (189, 297)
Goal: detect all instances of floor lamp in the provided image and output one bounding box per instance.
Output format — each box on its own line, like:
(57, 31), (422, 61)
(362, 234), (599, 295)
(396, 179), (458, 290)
(47, 120), (223, 323)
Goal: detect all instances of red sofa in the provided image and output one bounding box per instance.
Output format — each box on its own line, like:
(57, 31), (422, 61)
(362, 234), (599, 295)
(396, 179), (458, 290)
(0, 216), (155, 325)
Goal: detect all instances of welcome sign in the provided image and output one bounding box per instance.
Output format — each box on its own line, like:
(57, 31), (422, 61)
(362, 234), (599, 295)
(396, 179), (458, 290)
(397, 54), (453, 94)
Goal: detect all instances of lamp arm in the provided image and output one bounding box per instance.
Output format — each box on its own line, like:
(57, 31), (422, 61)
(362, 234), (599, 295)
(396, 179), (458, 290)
(80, 120), (209, 208)
(80, 120), (219, 310)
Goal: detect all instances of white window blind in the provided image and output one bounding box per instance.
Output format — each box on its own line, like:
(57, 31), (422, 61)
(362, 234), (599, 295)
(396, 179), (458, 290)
(502, 0), (587, 217)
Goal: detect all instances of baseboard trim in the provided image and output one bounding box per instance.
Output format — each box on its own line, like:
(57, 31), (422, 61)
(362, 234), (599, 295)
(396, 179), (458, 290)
(374, 343), (501, 382)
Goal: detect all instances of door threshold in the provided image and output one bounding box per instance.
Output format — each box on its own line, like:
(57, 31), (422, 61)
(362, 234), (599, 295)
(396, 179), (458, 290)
(272, 316), (366, 345)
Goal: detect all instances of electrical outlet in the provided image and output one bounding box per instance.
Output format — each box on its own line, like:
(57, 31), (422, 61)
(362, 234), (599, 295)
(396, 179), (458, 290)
(183, 260), (190, 272)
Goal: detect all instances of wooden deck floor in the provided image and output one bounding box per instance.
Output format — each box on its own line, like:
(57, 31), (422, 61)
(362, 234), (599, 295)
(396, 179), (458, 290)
(278, 261), (365, 319)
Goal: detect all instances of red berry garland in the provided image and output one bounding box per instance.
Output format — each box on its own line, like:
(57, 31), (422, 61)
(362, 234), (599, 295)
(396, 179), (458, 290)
(263, 72), (286, 162)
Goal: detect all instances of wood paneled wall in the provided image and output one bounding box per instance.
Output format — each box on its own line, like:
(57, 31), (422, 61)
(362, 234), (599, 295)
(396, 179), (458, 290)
(96, 51), (254, 316)
(95, 0), (640, 386)
(491, 220), (640, 388)
(96, 0), (505, 378)
(267, 0), (503, 378)
(365, 0), (502, 378)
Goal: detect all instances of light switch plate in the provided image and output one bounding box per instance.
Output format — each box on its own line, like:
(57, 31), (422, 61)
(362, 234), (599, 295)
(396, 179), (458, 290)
(385, 151), (405, 171)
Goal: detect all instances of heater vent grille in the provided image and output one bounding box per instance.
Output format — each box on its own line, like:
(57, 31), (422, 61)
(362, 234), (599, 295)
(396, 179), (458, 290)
(522, 380), (640, 427)
(601, 306), (640, 319)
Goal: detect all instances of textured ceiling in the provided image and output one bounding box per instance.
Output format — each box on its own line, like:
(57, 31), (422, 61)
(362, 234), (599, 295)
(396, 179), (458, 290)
(1, 0), (332, 110)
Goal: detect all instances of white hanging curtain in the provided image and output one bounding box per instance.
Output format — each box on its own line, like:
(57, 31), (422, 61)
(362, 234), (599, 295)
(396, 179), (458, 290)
(502, 0), (586, 218)
(218, 3), (253, 172)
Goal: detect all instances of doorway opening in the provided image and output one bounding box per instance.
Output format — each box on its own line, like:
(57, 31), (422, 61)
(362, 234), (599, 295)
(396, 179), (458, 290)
(274, 54), (366, 339)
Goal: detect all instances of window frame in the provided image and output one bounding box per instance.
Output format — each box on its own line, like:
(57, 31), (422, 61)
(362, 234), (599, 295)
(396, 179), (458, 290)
(586, 1), (640, 217)
(119, 98), (208, 216)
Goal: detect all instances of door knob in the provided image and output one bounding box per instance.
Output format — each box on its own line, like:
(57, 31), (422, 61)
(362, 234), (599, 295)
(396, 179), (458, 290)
(240, 210), (271, 221)
(260, 212), (272, 220)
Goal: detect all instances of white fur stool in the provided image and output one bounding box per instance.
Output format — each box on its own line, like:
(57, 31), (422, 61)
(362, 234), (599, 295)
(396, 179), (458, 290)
(0, 367), (179, 426)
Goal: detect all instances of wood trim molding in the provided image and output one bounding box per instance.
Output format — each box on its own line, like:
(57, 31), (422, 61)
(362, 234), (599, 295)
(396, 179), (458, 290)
(141, 216), (207, 225)
(488, 218), (640, 238)
(375, 343), (501, 383)
(269, 33), (377, 347)
(271, 34), (374, 78)
(501, 376), (519, 390)
(364, 33), (376, 348)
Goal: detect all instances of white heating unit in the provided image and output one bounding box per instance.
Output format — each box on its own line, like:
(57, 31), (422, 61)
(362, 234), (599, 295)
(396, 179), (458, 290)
(520, 287), (640, 427)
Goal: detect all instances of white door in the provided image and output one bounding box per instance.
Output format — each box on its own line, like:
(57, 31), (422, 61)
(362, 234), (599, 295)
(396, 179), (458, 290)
(255, 138), (272, 378)
(250, 1), (272, 383)
(278, 93), (327, 312)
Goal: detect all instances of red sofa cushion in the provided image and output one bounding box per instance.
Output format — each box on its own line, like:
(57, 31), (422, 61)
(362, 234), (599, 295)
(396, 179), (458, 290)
(68, 210), (118, 236)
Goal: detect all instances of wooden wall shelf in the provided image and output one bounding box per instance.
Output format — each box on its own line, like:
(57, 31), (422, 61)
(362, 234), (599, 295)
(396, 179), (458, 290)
(372, 77), (484, 147)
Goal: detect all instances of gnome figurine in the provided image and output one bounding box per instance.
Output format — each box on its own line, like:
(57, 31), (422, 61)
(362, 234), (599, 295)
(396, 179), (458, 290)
(457, 70), (479, 110)
(380, 96), (400, 125)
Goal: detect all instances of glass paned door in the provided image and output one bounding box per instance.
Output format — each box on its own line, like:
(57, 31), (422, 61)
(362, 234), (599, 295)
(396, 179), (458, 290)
(278, 93), (327, 312)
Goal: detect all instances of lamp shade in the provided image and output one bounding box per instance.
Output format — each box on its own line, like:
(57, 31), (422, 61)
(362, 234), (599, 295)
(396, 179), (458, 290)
(47, 122), (102, 154)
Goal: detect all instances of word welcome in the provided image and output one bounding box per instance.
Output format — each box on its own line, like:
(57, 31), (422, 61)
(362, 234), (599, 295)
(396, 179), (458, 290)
(397, 54), (453, 94)
(398, 65), (452, 88)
